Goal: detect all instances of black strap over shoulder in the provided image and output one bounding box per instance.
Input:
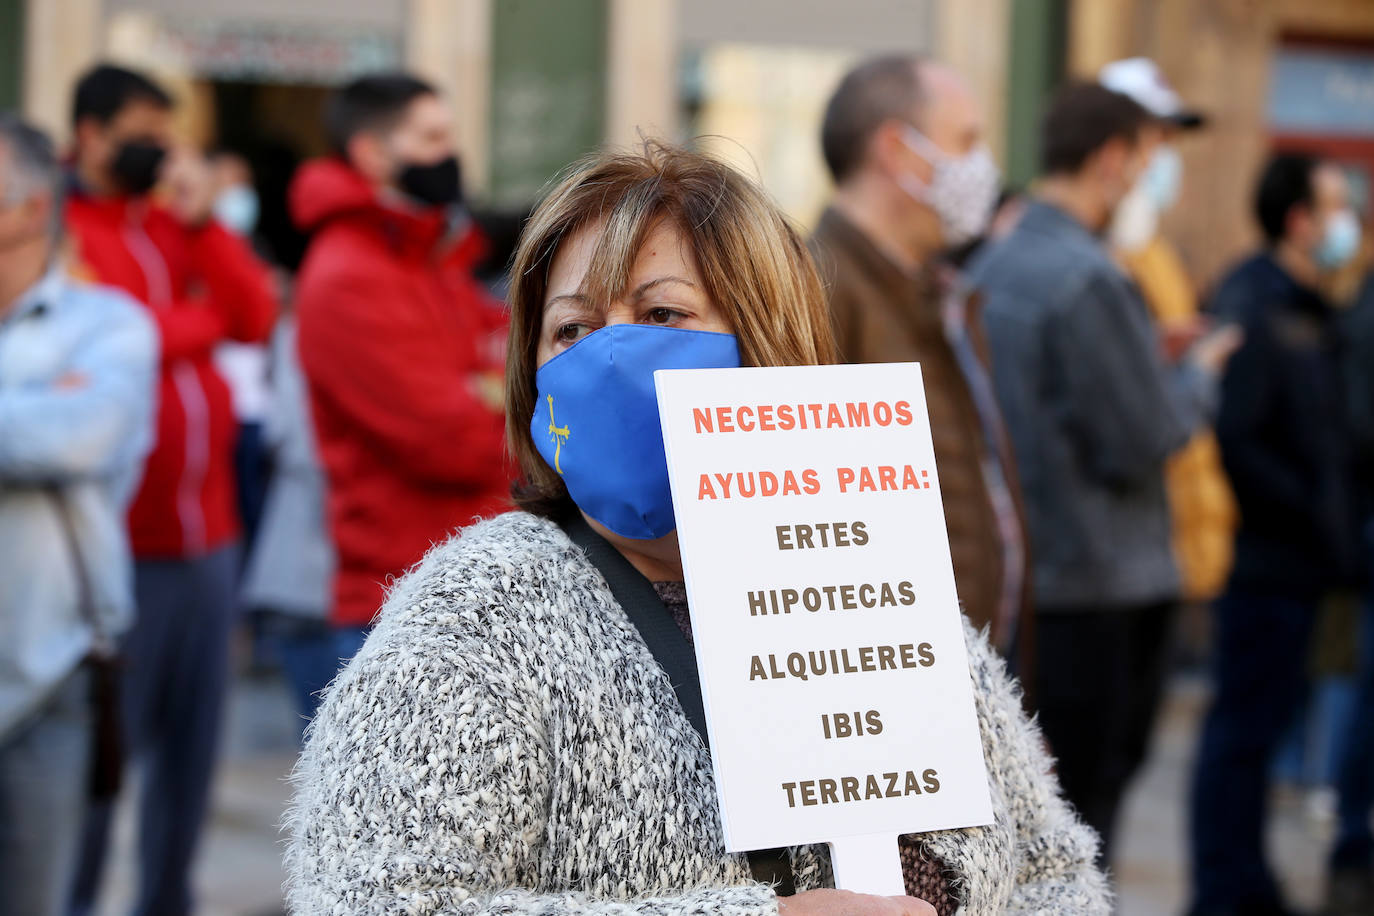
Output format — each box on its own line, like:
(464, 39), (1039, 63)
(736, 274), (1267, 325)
(45, 487), (124, 801)
(560, 513), (710, 747)
(558, 513), (795, 896)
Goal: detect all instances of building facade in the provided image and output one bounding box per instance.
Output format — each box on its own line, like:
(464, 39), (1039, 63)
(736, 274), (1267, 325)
(3, 0), (1371, 290)
(1070, 0), (1374, 292)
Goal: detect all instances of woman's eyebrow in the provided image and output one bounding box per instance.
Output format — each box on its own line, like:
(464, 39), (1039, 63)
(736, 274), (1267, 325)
(630, 276), (698, 299)
(544, 292), (588, 310)
(544, 277), (697, 312)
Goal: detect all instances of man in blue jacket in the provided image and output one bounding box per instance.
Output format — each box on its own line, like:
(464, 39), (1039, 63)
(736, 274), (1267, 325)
(1189, 153), (1361, 916)
(969, 83), (1236, 865)
(0, 113), (157, 916)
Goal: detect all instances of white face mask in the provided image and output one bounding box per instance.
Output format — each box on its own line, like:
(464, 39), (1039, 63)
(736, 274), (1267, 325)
(1140, 144), (1182, 212)
(897, 126), (1001, 248)
(213, 184), (259, 237)
(1316, 208), (1362, 270)
(1109, 183), (1159, 253)
(1108, 145), (1185, 253)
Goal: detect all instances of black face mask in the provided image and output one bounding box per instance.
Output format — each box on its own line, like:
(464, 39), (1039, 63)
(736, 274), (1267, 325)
(396, 155), (462, 208)
(110, 140), (167, 195)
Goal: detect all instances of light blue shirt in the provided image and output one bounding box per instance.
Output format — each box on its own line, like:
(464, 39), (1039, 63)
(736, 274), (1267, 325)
(0, 267), (158, 739)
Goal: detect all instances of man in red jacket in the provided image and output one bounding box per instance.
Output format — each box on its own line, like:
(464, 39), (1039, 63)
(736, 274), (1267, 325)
(293, 73), (508, 650)
(62, 65), (277, 916)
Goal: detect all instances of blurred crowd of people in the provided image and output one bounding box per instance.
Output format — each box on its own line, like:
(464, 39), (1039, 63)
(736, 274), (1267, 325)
(0, 49), (1371, 916)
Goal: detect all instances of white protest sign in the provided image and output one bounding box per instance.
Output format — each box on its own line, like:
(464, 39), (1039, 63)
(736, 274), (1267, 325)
(654, 362), (994, 896)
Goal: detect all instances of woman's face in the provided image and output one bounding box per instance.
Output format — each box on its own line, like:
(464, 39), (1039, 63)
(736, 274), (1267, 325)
(536, 218), (732, 368)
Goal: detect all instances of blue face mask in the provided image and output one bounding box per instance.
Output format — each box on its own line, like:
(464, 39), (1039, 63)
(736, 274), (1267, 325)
(1316, 209), (1361, 271)
(532, 323), (741, 540)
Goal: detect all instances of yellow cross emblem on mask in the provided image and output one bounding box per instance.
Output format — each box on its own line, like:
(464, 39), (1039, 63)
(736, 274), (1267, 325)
(547, 394), (570, 475)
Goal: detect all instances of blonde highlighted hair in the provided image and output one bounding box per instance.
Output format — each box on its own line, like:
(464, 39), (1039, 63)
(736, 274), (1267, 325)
(506, 141), (836, 515)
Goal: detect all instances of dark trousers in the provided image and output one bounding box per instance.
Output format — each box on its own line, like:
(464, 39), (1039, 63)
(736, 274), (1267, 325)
(265, 616), (369, 732)
(1188, 587), (1317, 912)
(263, 612), (336, 728)
(1333, 599), (1374, 870)
(69, 546), (239, 916)
(0, 670), (90, 916)
(1034, 601), (1175, 865)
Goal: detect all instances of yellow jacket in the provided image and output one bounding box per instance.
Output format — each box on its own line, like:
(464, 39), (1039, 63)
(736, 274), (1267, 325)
(1122, 236), (1237, 602)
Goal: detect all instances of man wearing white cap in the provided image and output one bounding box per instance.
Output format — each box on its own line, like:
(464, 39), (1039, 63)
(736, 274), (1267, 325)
(1100, 58), (1205, 129)
(971, 80), (1241, 872)
(1099, 60), (1238, 616)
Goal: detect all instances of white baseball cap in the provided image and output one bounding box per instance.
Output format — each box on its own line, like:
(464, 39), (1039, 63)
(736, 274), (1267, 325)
(1099, 57), (1206, 129)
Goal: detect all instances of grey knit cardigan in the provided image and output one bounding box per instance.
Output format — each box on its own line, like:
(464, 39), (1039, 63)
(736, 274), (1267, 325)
(285, 512), (1111, 914)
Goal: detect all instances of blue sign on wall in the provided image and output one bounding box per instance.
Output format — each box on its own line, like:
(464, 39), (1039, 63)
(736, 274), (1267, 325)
(1269, 48), (1374, 137)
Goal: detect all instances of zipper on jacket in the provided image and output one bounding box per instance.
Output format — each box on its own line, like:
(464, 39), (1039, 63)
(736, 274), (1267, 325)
(124, 217), (210, 555)
(122, 221), (172, 308)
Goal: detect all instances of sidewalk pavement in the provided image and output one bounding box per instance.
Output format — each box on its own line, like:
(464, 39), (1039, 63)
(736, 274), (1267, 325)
(91, 671), (1329, 915)
(1114, 675), (1325, 914)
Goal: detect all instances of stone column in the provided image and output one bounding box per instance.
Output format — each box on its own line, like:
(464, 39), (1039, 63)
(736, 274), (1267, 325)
(934, 0), (1012, 166)
(605, 0), (678, 148)
(1066, 0), (1134, 77)
(407, 0), (493, 198)
(1145, 0), (1278, 286)
(22, 0), (103, 144)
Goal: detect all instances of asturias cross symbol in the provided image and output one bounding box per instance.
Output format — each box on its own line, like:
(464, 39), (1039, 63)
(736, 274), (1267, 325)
(547, 394), (570, 474)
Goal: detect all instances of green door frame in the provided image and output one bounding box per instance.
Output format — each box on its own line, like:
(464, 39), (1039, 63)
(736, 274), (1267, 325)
(0, 0), (24, 111)
(1004, 0), (1068, 189)
(488, 0), (607, 208)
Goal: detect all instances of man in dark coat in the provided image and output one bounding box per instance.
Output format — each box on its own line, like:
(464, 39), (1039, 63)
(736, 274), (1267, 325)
(1189, 153), (1362, 916)
(809, 55), (1030, 664)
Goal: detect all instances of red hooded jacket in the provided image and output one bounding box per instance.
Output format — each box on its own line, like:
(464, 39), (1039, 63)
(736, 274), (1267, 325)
(291, 159), (510, 626)
(66, 191), (277, 558)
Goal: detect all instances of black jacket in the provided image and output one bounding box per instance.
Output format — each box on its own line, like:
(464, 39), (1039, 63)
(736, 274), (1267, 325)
(1211, 253), (1358, 596)
(1342, 275), (1374, 461)
(1341, 274), (1374, 574)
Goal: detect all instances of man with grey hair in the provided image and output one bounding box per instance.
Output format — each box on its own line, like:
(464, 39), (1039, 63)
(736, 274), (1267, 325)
(0, 113), (156, 915)
(809, 56), (1029, 665)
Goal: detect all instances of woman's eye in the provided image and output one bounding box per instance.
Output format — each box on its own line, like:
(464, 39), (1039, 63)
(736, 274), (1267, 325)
(555, 323), (590, 343)
(645, 307), (685, 325)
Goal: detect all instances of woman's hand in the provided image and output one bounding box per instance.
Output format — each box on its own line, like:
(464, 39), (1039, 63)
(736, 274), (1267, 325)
(778, 888), (936, 915)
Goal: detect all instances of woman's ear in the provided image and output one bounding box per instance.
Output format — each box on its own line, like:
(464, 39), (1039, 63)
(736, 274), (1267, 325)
(873, 119), (931, 185)
(346, 133), (392, 187)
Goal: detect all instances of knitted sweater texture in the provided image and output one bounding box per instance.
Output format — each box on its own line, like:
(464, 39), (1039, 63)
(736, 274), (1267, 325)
(285, 512), (1111, 914)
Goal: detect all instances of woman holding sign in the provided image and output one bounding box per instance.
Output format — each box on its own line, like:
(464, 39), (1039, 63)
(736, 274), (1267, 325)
(286, 144), (1110, 915)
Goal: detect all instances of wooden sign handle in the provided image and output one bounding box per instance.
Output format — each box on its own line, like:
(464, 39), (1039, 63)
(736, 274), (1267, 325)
(828, 832), (905, 896)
